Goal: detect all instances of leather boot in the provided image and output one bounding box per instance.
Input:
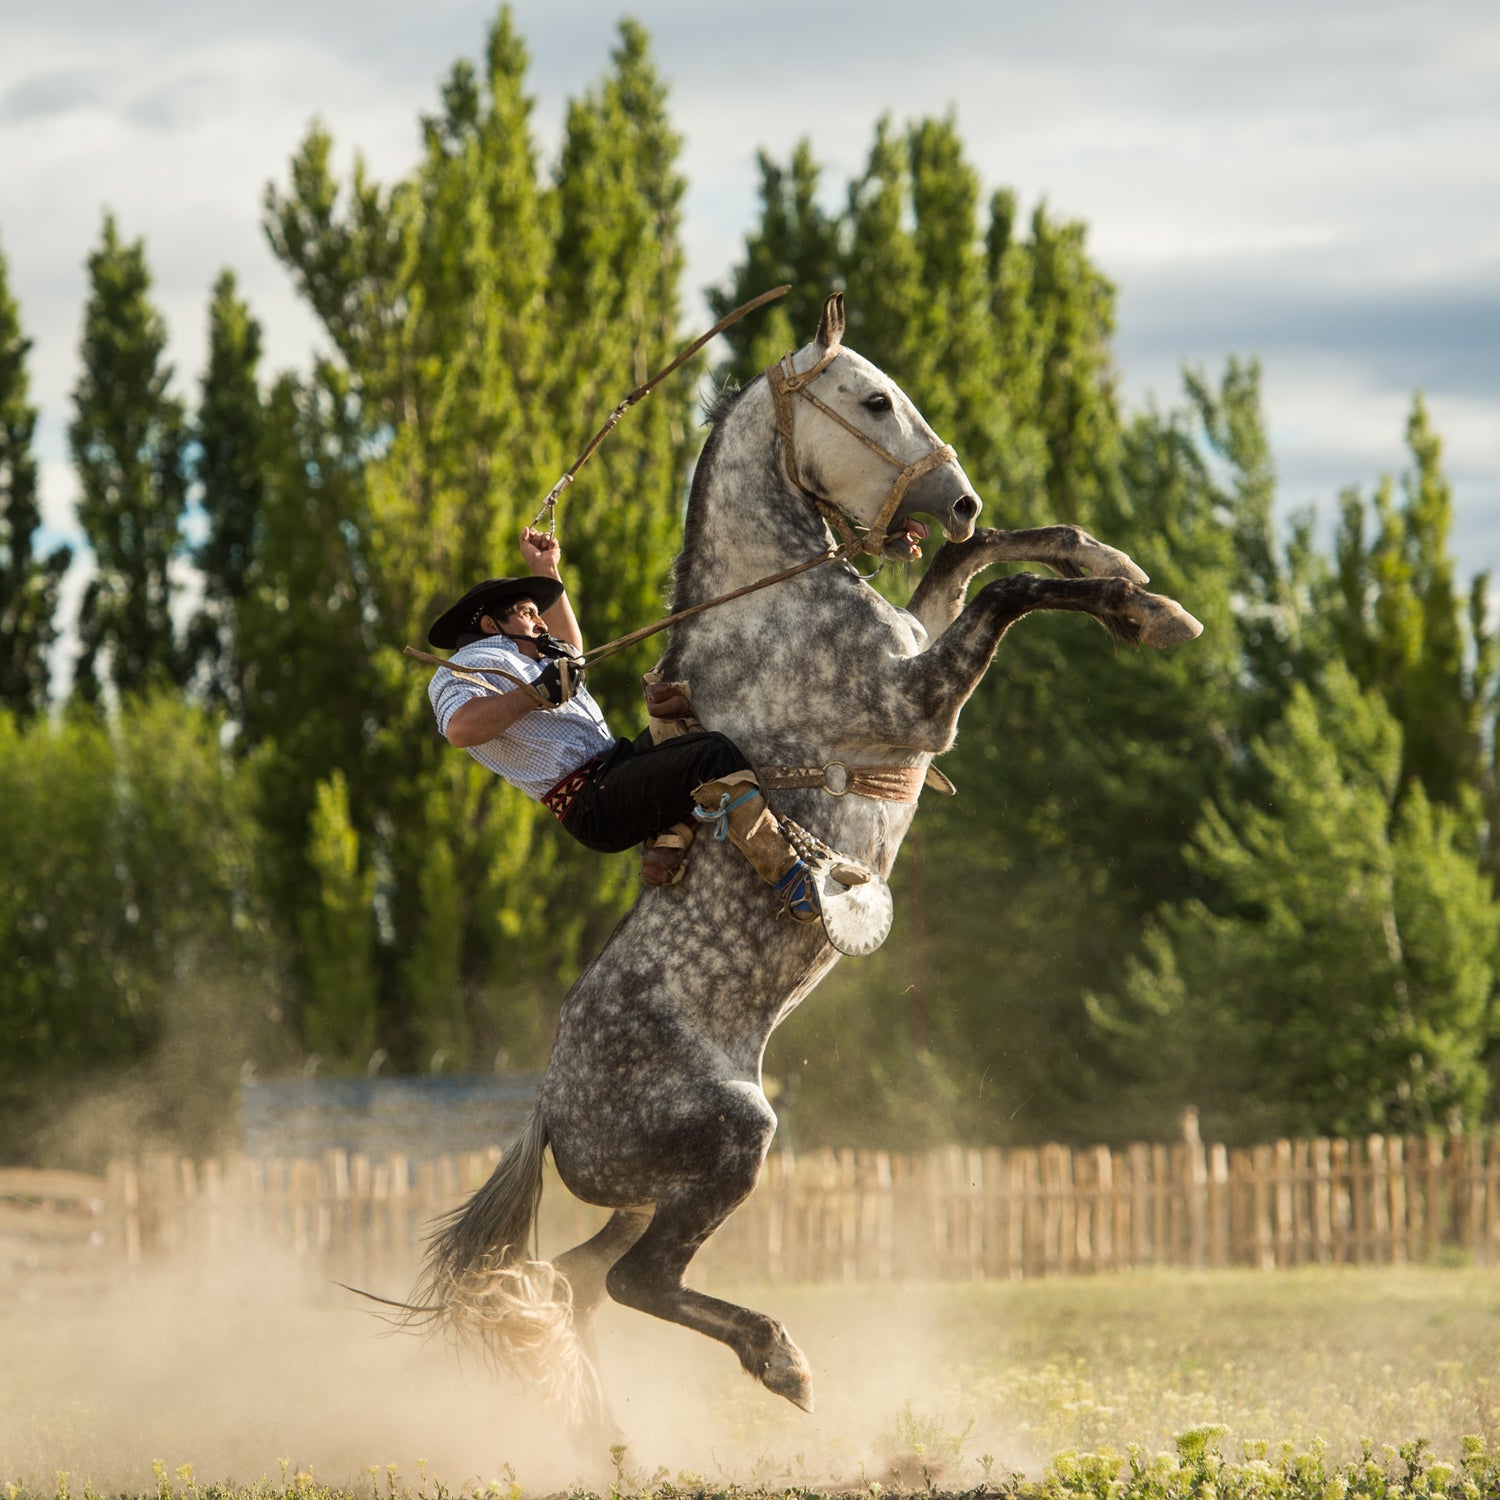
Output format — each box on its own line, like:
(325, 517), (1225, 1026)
(642, 672), (704, 744)
(640, 820), (694, 887)
(691, 770), (820, 923)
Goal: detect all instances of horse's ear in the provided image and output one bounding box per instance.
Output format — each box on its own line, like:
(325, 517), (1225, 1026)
(815, 292), (845, 350)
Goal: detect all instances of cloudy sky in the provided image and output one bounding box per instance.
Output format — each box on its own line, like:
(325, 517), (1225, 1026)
(4, 2), (1498, 585)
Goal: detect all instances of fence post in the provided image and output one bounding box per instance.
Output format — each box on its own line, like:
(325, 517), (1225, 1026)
(1180, 1109), (1208, 1270)
(1207, 1143), (1229, 1268)
(1366, 1136), (1390, 1266)
(1485, 1138), (1500, 1266)
(1308, 1140), (1332, 1260)
(1090, 1145), (1114, 1274)
(981, 1147), (1006, 1280)
(1015, 1148), (1041, 1278)
(1128, 1143), (1151, 1268)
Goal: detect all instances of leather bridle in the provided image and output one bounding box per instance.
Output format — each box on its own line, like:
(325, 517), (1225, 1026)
(765, 343), (957, 558)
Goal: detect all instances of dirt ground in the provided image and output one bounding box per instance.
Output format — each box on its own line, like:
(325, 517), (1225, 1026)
(6, 1255), (1500, 1495)
(1, 1253), (986, 1495)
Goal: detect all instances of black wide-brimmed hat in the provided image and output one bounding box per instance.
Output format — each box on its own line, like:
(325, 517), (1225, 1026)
(427, 575), (566, 649)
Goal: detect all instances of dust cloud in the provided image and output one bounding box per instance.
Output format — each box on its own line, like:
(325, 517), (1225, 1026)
(1, 1247), (1011, 1495)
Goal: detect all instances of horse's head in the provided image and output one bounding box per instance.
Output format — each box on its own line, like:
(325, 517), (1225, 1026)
(765, 293), (982, 562)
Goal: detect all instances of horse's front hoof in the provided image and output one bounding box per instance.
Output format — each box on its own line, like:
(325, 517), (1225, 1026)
(1137, 593), (1204, 647)
(1080, 537), (1150, 585)
(759, 1332), (815, 1412)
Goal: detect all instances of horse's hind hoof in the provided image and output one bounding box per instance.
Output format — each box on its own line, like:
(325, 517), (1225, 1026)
(759, 1332), (815, 1412)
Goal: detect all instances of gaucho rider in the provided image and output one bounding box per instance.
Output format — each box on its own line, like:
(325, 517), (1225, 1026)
(426, 526), (821, 923)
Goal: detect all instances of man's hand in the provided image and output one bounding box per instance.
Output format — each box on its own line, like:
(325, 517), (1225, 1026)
(520, 526), (562, 578)
(532, 659), (579, 707)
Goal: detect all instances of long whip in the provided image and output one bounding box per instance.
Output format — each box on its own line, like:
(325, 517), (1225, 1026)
(529, 284), (791, 534)
(408, 284), (809, 693)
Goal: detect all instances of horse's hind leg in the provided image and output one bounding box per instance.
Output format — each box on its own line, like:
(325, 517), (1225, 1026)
(555, 1205), (655, 1325)
(554, 1206), (655, 1442)
(605, 1195), (814, 1412)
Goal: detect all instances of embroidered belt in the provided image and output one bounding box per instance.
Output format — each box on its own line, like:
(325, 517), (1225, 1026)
(541, 755), (603, 822)
(755, 761), (927, 803)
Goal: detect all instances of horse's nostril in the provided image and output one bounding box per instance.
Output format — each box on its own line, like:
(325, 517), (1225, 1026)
(953, 494), (979, 524)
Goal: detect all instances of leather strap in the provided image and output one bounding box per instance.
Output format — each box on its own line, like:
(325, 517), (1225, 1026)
(756, 761), (926, 803)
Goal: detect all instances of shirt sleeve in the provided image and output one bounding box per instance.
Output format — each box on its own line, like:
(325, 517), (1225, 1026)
(428, 663), (526, 738)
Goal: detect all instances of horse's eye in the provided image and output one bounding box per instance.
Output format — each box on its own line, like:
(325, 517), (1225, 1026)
(864, 391), (893, 414)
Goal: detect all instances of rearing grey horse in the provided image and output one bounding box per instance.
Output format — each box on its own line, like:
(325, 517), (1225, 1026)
(411, 293), (1200, 1427)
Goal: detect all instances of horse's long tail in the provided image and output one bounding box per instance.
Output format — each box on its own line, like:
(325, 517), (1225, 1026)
(420, 1104), (549, 1292)
(407, 1106), (594, 1414)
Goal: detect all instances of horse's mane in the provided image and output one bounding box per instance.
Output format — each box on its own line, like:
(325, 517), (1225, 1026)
(700, 378), (743, 429)
(663, 380), (753, 622)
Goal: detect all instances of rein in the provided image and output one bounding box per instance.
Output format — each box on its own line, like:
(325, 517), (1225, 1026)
(404, 537), (862, 691)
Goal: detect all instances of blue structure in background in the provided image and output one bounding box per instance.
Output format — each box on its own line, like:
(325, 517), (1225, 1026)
(240, 1075), (542, 1159)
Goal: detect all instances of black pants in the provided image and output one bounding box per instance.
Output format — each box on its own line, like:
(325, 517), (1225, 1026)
(560, 729), (751, 854)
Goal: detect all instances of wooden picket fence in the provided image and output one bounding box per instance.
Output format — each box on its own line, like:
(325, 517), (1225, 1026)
(7, 1127), (1500, 1300)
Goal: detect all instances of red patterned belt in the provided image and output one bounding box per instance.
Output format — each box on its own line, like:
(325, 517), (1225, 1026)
(540, 755), (602, 823)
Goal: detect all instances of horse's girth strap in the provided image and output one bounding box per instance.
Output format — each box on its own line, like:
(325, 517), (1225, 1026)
(756, 762), (925, 803)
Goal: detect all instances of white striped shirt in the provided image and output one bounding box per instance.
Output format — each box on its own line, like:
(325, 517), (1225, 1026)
(428, 636), (615, 801)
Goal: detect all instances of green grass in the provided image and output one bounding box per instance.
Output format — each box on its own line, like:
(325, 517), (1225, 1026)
(9, 1432), (1500, 1500)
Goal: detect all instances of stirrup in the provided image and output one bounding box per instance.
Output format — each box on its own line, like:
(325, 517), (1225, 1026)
(773, 859), (822, 924)
(778, 817), (893, 956)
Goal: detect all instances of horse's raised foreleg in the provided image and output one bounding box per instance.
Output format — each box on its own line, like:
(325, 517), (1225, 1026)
(905, 524), (1150, 638)
(605, 1194), (814, 1412)
(856, 571), (1202, 752)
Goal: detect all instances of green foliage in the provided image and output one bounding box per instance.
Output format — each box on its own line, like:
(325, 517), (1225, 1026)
(0, 233), (70, 719)
(0, 693), (272, 1076)
(299, 770), (377, 1065)
(1094, 664), (1498, 1140)
(722, 114), (1500, 1148)
(69, 214), (190, 704)
(1327, 398), (1490, 813)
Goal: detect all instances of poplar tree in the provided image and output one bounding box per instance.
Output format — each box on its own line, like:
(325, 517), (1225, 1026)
(69, 215), (189, 703)
(1329, 397), (1484, 810)
(300, 770), (378, 1064)
(707, 141), (845, 378)
(546, 17), (690, 682)
(237, 367), (378, 988)
(260, 8), (693, 1067)
(0, 238), (70, 718)
(189, 270), (266, 722)
(714, 115), (1250, 1143)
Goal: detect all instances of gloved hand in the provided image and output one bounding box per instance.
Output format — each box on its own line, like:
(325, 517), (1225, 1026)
(532, 659), (579, 707)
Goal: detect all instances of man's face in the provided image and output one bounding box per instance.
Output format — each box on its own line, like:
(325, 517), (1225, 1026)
(484, 599), (545, 640)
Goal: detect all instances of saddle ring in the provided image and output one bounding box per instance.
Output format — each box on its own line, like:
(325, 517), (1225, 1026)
(822, 761), (851, 796)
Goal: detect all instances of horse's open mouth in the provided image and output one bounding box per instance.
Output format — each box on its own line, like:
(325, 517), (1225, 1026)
(883, 516), (929, 562)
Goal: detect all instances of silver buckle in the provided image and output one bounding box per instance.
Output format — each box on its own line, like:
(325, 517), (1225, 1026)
(822, 761), (851, 796)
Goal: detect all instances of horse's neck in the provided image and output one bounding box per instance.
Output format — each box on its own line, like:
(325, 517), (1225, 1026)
(663, 394), (913, 757)
(674, 387), (829, 606)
